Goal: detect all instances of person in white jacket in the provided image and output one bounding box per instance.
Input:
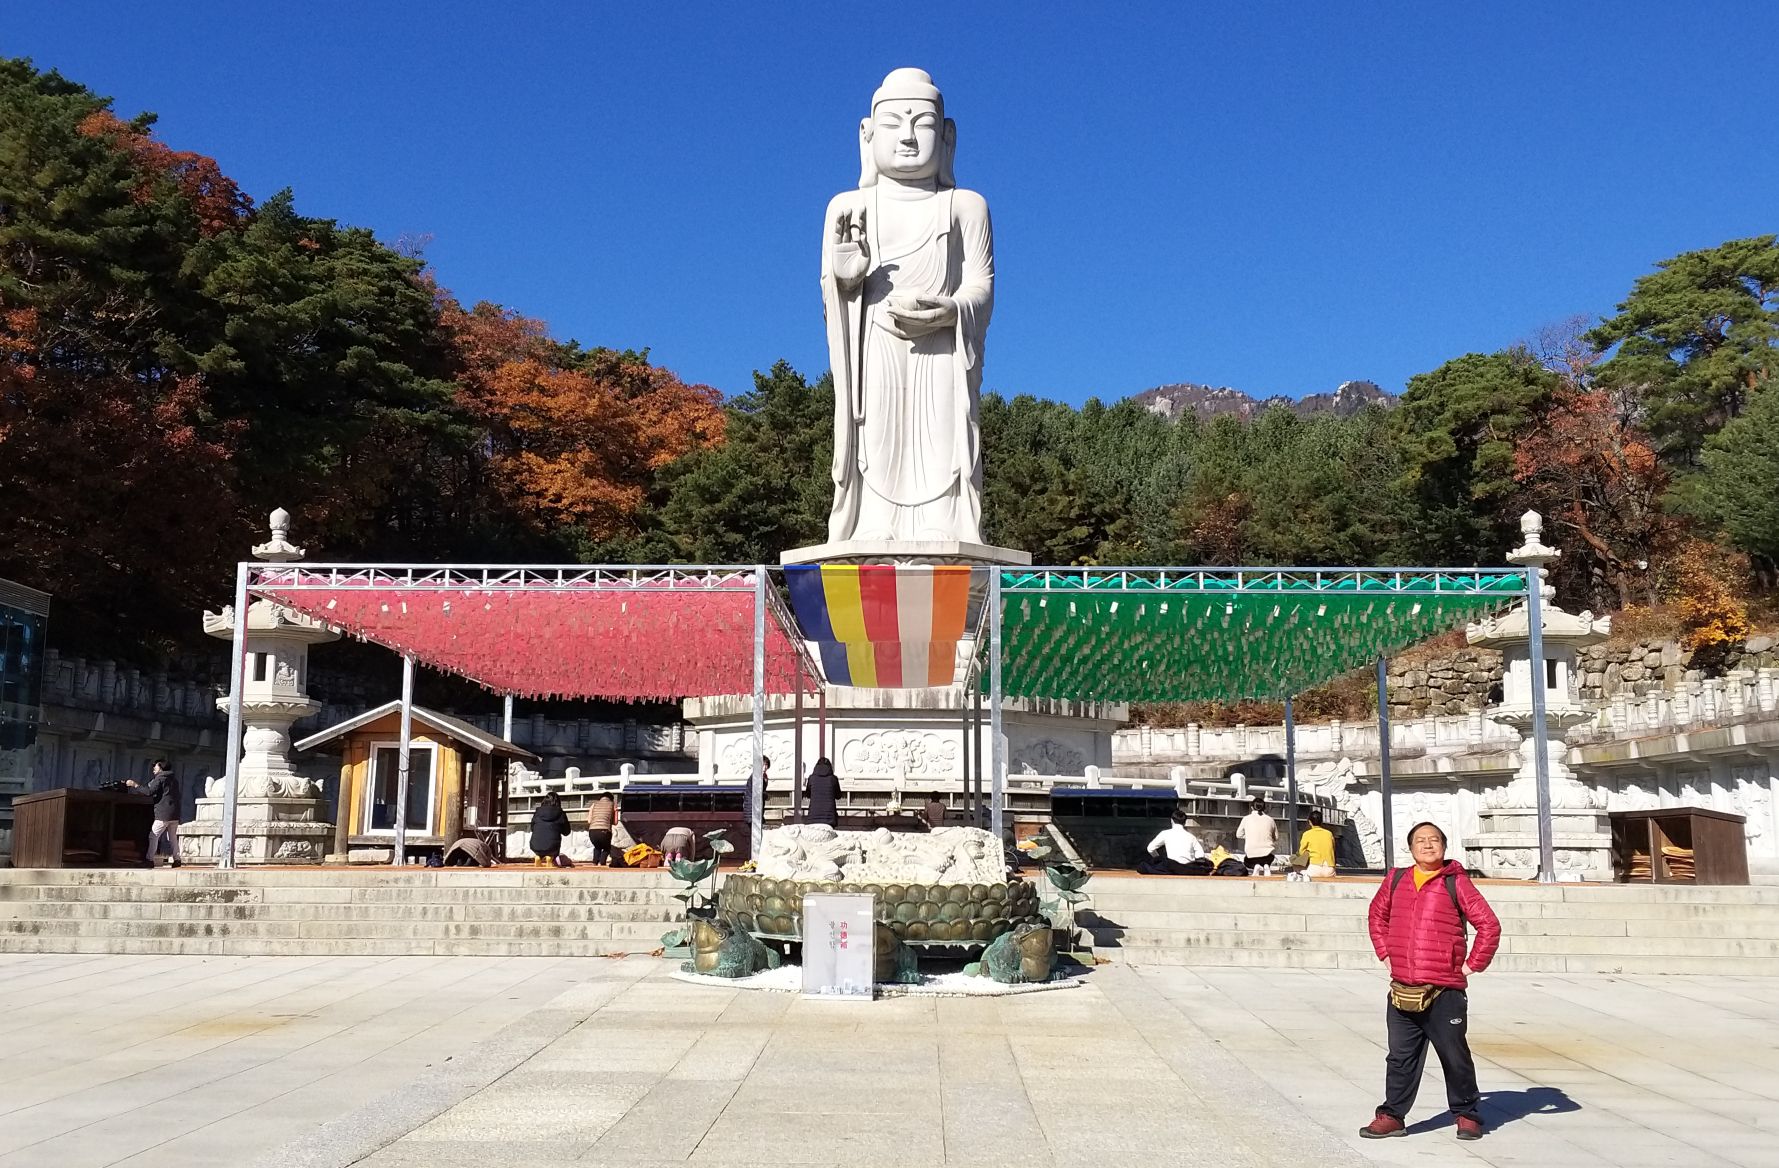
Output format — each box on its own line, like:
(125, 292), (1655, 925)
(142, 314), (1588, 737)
(1237, 795), (1280, 875)
(1140, 810), (1206, 875)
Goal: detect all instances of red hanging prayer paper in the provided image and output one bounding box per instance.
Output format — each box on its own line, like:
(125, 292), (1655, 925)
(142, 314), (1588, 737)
(260, 584), (805, 701)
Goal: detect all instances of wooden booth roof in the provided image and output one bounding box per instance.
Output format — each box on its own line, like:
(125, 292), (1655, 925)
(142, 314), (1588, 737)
(293, 701), (540, 761)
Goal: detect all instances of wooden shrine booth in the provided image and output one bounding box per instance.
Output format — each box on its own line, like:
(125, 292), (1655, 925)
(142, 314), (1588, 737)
(296, 702), (538, 862)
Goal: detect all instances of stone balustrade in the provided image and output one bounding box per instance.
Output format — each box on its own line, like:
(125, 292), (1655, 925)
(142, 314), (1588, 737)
(39, 650), (220, 723)
(1112, 667), (1779, 770)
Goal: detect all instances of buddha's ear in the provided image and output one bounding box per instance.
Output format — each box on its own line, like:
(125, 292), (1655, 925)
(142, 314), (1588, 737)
(858, 117), (876, 188)
(939, 118), (957, 189)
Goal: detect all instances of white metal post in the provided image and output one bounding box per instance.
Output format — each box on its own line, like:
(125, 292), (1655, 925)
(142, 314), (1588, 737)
(1526, 568), (1557, 883)
(792, 678), (805, 823)
(971, 682), (983, 826)
(958, 680), (970, 828)
(393, 654), (415, 866)
(1377, 656), (1395, 870)
(989, 570), (1005, 842)
(751, 567), (767, 857)
(218, 561), (250, 870)
(501, 692), (514, 744)
(1284, 695), (1299, 856)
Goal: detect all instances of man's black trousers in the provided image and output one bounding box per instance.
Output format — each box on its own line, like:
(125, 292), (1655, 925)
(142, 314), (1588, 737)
(1379, 988), (1481, 1122)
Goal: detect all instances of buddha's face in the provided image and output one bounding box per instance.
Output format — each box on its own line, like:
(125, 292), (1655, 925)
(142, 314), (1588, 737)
(869, 99), (942, 181)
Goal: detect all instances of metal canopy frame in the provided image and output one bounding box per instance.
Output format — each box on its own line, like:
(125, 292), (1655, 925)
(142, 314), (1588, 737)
(219, 560), (1557, 882)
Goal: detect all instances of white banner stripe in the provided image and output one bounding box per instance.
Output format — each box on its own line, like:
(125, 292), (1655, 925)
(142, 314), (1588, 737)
(895, 565), (936, 643)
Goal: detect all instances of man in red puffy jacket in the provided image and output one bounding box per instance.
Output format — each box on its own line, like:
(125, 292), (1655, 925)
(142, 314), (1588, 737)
(1359, 821), (1501, 1143)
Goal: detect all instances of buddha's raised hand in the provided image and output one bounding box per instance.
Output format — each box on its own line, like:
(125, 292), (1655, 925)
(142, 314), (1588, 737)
(831, 208), (869, 285)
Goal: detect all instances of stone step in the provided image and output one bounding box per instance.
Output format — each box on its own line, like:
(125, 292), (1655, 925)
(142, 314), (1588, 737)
(0, 917), (676, 942)
(1084, 910), (1779, 939)
(0, 868), (686, 888)
(1096, 946), (1779, 976)
(0, 884), (685, 906)
(0, 934), (662, 958)
(1082, 876), (1779, 905)
(1088, 925), (1779, 960)
(0, 900), (677, 924)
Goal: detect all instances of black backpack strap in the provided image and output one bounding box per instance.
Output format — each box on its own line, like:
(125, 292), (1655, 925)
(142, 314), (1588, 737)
(1390, 866), (1408, 892)
(1444, 873), (1468, 933)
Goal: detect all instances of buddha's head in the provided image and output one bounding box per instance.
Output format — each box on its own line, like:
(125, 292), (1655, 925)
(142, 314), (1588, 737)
(859, 67), (956, 189)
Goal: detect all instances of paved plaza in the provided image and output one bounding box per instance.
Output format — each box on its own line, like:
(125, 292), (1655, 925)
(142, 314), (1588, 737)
(0, 954), (1773, 1168)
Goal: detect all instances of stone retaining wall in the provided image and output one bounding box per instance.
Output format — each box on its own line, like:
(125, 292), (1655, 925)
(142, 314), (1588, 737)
(1386, 634), (1779, 719)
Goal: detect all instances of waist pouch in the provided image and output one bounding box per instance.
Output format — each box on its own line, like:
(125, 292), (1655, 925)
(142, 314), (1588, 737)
(1389, 981), (1445, 1012)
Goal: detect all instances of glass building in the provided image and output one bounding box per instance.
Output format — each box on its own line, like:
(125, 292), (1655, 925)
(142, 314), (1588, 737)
(0, 578), (50, 859)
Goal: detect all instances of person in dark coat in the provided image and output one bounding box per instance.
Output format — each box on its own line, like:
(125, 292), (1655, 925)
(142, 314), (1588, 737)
(529, 791), (571, 867)
(126, 759), (182, 868)
(803, 757), (842, 828)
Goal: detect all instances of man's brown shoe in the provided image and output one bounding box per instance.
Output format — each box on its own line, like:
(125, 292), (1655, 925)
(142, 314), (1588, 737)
(1359, 1112), (1406, 1139)
(1456, 1116), (1484, 1141)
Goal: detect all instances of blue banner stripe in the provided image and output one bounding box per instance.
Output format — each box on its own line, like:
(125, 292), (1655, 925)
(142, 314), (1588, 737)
(784, 565), (836, 642)
(816, 639), (851, 686)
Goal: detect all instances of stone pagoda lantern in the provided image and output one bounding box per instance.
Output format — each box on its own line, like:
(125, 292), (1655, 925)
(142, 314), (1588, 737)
(1466, 511), (1612, 880)
(183, 509), (339, 864)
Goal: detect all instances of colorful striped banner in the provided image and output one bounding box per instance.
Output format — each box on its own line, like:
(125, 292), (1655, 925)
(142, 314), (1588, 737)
(784, 564), (979, 688)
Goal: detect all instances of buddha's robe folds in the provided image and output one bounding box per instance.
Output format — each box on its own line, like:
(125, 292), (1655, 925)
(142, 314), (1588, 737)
(821, 185), (993, 543)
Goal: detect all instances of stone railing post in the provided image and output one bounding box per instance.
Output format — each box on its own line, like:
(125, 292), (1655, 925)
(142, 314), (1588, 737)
(1186, 722), (1201, 757)
(1758, 668), (1778, 714)
(1728, 670), (1751, 719)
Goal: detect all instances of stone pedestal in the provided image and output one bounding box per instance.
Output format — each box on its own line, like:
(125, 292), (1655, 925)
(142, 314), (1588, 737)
(183, 793), (335, 864)
(1467, 511), (1614, 880)
(192, 508), (340, 864)
(1470, 806), (1613, 882)
(684, 689), (1126, 792)
(780, 538), (1031, 566)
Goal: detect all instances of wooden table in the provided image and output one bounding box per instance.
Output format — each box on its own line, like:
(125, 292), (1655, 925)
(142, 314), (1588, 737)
(1609, 806), (1748, 885)
(10, 788), (154, 868)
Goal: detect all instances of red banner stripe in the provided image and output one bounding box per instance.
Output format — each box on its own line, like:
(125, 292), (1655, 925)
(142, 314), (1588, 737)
(873, 640), (904, 688)
(262, 587), (805, 701)
(857, 565), (901, 643)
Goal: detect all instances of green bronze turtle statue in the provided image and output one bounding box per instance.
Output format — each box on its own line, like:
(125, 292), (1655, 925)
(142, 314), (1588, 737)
(683, 917), (782, 978)
(966, 922), (1055, 984)
(873, 921), (922, 984)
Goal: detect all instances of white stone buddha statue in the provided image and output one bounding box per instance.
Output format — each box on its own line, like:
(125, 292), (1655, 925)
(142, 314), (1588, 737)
(821, 67), (994, 545)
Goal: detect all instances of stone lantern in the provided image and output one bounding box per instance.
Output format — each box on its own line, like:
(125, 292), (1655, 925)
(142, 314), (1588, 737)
(1466, 511), (1612, 880)
(182, 509), (338, 864)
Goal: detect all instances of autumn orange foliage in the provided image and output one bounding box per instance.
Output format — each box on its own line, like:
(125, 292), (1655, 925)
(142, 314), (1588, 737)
(76, 111), (252, 235)
(1668, 538), (1751, 658)
(1514, 387), (1678, 608)
(438, 297), (725, 540)
(0, 308), (244, 615)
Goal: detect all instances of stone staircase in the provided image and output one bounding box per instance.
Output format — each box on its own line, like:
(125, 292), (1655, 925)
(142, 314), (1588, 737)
(0, 868), (688, 957)
(1081, 875), (1779, 975)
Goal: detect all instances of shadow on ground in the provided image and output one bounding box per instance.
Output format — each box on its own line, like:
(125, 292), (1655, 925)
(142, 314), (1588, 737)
(1405, 1086), (1582, 1134)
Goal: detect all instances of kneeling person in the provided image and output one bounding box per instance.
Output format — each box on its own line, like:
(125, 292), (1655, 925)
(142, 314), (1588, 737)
(1140, 810), (1206, 875)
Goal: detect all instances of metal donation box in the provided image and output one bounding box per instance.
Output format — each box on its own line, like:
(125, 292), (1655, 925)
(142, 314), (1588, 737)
(800, 893), (875, 999)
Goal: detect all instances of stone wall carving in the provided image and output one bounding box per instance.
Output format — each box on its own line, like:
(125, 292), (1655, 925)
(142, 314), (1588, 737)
(754, 824), (1004, 885)
(840, 730), (958, 778)
(1301, 757), (1383, 866)
(1011, 739), (1084, 776)
(717, 731), (794, 780)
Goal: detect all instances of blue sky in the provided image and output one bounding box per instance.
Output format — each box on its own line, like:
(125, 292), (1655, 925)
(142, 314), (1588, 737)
(6, 2), (1774, 405)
